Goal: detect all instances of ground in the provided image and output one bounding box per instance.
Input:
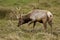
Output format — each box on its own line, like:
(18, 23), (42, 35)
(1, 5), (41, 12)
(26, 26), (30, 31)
(0, 0), (60, 40)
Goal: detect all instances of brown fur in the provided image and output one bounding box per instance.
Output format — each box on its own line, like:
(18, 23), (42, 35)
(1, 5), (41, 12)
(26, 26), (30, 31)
(17, 9), (53, 32)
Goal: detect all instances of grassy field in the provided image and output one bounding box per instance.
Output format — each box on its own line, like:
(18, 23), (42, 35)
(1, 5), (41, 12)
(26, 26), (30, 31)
(0, 0), (60, 40)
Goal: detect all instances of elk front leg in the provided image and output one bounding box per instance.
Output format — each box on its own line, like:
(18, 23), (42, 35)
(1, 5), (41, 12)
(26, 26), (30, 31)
(28, 21), (36, 32)
(28, 21), (32, 25)
(28, 21), (36, 28)
(33, 21), (36, 28)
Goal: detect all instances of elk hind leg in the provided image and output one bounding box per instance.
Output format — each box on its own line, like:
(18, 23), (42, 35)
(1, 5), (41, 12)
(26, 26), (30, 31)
(42, 19), (47, 32)
(48, 21), (53, 33)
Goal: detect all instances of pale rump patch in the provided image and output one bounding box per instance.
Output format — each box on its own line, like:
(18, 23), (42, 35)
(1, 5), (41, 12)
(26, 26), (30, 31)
(47, 11), (53, 18)
(47, 11), (53, 21)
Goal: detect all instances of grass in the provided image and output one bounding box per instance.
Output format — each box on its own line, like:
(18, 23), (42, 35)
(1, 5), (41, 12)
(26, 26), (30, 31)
(0, 0), (60, 40)
(0, 19), (60, 40)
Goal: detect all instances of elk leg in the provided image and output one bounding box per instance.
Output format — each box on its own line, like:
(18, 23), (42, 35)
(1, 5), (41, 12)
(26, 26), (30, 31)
(42, 18), (47, 32)
(33, 21), (36, 28)
(48, 21), (52, 28)
(31, 21), (36, 32)
(43, 23), (47, 31)
(48, 21), (52, 33)
(28, 21), (33, 25)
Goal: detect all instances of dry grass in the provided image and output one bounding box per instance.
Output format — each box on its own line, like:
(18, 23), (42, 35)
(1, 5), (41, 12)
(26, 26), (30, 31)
(0, 0), (60, 40)
(0, 19), (60, 40)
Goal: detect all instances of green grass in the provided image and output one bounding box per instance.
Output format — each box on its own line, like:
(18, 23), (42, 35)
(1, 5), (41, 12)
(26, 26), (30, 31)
(0, 0), (60, 40)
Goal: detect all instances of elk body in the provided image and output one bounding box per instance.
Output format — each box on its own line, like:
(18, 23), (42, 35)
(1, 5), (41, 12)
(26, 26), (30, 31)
(17, 9), (53, 32)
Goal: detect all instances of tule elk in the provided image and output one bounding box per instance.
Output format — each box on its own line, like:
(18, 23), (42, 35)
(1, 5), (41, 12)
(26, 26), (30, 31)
(17, 9), (53, 32)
